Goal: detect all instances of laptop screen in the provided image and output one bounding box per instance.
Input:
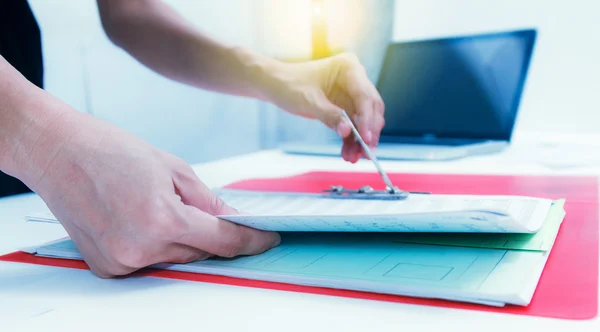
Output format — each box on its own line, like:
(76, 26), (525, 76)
(377, 29), (536, 141)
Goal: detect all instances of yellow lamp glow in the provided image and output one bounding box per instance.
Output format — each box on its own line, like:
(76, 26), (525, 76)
(311, 0), (329, 59)
(254, 0), (374, 62)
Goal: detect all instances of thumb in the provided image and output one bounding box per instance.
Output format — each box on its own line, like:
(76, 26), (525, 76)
(174, 169), (240, 216)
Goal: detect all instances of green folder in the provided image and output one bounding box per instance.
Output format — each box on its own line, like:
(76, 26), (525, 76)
(391, 199), (566, 251)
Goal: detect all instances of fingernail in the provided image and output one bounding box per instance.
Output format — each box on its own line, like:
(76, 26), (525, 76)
(272, 233), (282, 246)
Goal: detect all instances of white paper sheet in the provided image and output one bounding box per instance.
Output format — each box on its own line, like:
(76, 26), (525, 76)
(215, 189), (553, 233)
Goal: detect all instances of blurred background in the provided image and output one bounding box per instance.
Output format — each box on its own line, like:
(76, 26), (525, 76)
(28, 0), (599, 165)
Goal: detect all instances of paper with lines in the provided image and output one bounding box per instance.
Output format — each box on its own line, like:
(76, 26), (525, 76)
(24, 200), (564, 251)
(214, 189), (553, 233)
(30, 233), (550, 306)
(392, 199), (566, 251)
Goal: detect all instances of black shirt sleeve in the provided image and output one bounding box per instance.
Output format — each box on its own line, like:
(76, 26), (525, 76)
(0, 0), (44, 197)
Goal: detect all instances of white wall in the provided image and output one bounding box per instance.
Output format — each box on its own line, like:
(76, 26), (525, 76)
(28, 0), (265, 165)
(27, 0), (600, 166)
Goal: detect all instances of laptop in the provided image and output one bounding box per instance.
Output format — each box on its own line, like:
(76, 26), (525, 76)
(280, 28), (537, 161)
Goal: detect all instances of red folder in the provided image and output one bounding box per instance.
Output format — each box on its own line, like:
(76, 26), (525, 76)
(1, 171), (598, 320)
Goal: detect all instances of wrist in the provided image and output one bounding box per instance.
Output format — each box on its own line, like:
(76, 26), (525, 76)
(0, 86), (74, 190)
(228, 46), (286, 102)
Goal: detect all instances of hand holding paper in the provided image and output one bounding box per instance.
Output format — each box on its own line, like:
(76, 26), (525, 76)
(19, 110), (279, 278)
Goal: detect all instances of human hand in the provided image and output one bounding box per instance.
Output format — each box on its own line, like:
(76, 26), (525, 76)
(23, 110), (280, 278)
(263, 53), (385, 163)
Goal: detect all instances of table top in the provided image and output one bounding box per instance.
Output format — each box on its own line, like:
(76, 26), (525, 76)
(2, 132), (600, 331)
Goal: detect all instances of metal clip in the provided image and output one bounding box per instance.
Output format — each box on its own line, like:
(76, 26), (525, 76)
(323, 185), (410, 200)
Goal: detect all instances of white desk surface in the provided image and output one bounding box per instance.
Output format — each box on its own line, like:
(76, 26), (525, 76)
(2, 132), (600, 331)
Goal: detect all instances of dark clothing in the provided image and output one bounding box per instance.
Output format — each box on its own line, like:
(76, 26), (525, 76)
(0, 0), (44, 197)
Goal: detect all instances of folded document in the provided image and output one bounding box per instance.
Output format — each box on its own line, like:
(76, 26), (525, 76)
(213, 189), (554, 233)
(24, 189), (566, 308)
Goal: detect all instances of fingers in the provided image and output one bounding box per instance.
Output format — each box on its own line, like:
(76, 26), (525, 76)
(350, 76), (384, 148)
(172, 160), (280, 258)
(342, 143), (362, 163)
(64, 222), (135, 278)
(176, 204), (281, 258)
(336, 54), (385, 148)
(342, 131), (363, 163)
(354, 94), (374, 145)
(312, 94), (352, 139)
(372, 99), (385, 145)
(156, 243), (213, 264)
(172, 164), (239, 216)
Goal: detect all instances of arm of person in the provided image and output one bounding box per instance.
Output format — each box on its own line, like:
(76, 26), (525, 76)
(0, 55), (279, 278)
(96, 0), (385, 162)
(0, 56), (66, 184)
(96, 0), (271, 100)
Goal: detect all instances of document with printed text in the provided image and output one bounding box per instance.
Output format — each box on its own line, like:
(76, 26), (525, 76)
(213, 189), (554, 233)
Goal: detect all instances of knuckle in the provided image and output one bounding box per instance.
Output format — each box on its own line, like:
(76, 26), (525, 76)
(220, 242), (244, 258)
(172, 251), (211, 264)
(326, 116), (341, 130)
(144, 200), (183, 240)
(338, 52), (359, 66)
(104, 216), (181, 270)
(321, 110), (343, 130)
(107, 243), (148, 269)
(208, 195), (227, 215)
(148, 215), (180, 240)
(289, 85), (309, 103)
(174, 162), (197, 182)
(170, 253), (195, 264)
(337, 53), (365, 73)
(139, 197), (167, 222)
(366, 94), (381, 107)
(216, 230), (246, 258)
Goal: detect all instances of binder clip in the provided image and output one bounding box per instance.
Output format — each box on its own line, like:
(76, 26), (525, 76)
(323, 185), (410, 200)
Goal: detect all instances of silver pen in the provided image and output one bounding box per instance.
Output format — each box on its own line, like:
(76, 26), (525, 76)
(340, 111), (400, 194)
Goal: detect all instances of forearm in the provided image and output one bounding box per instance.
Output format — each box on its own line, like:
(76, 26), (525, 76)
(0, 56), (73, 187)
(97, 0), (280, 101)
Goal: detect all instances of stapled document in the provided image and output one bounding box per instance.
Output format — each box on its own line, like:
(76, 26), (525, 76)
(213, 188), (554, 233)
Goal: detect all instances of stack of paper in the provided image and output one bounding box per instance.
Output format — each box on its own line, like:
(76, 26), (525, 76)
(24, 189), (566, 307)
(213, 189), (554, 233)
